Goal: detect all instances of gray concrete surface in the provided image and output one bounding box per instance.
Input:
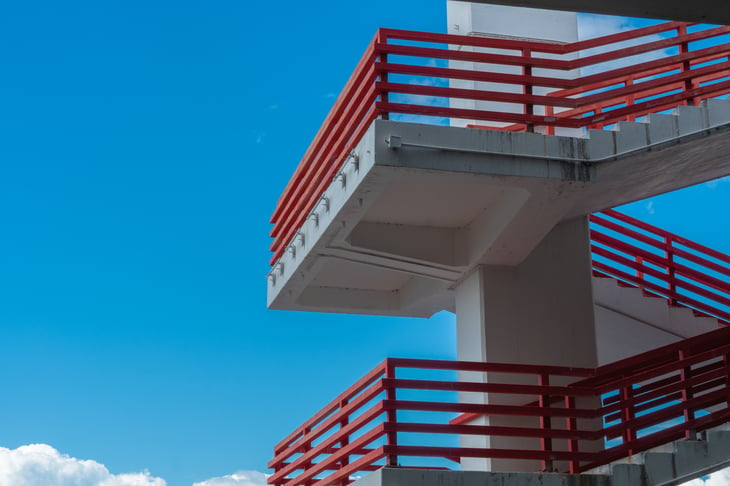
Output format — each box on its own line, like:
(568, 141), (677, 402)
(267, 99), (730, 319)
(349, 426), (730, 486)
(450, 0), (730, 25)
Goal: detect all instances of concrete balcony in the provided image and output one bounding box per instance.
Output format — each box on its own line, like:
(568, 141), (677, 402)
(267, 22), (730, 316)
(267, 327), (730, 486)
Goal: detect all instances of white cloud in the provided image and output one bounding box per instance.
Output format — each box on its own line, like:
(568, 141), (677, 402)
(193, 470), (268, 486)
(706, 175), (730, 189)
(646, 200), (656, 215)
(577, 15), (673, 77)
(682, 468), (730, 485)
(253, 131), (266, 144)
(578, 14), (638, 41)
(0, 444), (165, 486)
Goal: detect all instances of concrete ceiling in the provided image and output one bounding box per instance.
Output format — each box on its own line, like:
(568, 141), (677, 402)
(452, 0), (730, 25)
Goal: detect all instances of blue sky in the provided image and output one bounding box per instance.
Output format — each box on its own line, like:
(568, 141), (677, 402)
(0, 1), (727, 486)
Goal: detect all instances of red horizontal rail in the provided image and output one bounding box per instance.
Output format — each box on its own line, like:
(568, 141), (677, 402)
(270, 21), (730, 264)
(273, 360), (386, 455)
(269, 326), (730, 486)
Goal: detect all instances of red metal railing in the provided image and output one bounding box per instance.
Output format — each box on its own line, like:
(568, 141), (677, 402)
(270, 21), (730, 264)
(590, 209), (730, 323)
(268, 326), (730, 486)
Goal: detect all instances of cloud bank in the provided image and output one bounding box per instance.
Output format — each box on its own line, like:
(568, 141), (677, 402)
(0, 442), (728, 485)
(193, 470), (268, 486)
(0, 444), (165, 486)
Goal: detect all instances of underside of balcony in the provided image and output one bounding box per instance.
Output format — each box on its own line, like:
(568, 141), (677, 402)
(267, 21), (730, 317)
(267, 110), (730, 316)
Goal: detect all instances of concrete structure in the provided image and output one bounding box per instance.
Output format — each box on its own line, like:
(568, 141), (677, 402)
(354, 424), (730, 485)
(453, 0), (730, 25)
(447, 2), (581, 136)
(266, 3), (730, 485)
(268, 102), (730, 320)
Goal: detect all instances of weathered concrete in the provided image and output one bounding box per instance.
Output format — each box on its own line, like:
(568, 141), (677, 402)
(455, 217), (603, 473)
(349, 426), (730, 486)
(447, 2), (581, 137)
(592, 275), (721, 365)
(450, 0), (730, 25)
(267, 99), (730, 318)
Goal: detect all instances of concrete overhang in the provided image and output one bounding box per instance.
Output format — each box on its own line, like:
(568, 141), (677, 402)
(267, 100), (730, 317)
(451, 0), (730, 25)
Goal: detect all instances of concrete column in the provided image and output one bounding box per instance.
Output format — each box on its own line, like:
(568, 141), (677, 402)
(455, 216), (601, 472)
(446, 2), (582, 136)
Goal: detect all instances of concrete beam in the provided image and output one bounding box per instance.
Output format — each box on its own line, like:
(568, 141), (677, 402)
(451, 0), (730, 25)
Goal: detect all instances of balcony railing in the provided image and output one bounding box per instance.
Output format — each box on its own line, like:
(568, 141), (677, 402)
(270, 21), (730, 264)
(268, 213), (730, 484)
(268, 326), (730, 486)
(590, 210), (730, 323)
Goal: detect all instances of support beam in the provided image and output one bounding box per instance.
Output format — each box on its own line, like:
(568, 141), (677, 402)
(451, 0), (730, 25)
(455, 216), (601, 472)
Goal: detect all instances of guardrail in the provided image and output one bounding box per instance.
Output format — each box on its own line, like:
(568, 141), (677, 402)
(268, 326), (730, 486)
(590, 209), (730, 323)
(270, 21), (730, 264)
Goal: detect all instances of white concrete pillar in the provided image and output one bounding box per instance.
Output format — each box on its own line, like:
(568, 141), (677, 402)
(455, 216), (601, 472)
(446, 2), (582, 136)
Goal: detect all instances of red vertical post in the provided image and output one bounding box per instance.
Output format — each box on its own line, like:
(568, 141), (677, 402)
(725, 352), (730, 409)
(636, 256), (645, 287)
(677, 25), (696, 106)
(538, 373), (553, 472)
(385, 361), (398, 467)
(378, 30), (389, 121)
(621, 385), (635, 456)
(564, 395), (580, 474)
(522, 48), (535, 133)
(679, 349), (696, 440)
(545, 104), (556, 135)
(339, 398), (350, 486)
(625, 76), (636, 121)
(302, 426), (314, 486)
(595, 106), (604, 130)
(665, 235), (677, 306)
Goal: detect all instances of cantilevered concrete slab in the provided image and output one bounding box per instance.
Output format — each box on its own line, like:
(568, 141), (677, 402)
(267, 99), (730, 318)
(452, 0), (730, 25)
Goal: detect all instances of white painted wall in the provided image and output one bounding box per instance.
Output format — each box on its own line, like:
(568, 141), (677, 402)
(446, 2), (581, 135)
(455, 216), (602, 472)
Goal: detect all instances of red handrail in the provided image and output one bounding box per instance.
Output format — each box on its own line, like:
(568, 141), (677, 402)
(270, 22), (730, 263)
(590, 210), (730, 323)
(268, 326), (730, 485)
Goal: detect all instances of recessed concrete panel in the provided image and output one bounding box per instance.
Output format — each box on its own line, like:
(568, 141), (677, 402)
(311, 258), (412, 291)
(363, 178), (509, 228)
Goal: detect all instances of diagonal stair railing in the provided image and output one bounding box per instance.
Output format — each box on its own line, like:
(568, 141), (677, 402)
(590, 209), (730, 324)
(268, 326), (730, 486)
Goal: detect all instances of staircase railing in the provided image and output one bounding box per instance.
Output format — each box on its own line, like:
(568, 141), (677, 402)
(590, 209), (730, 323)
(268, 326), (730, 486)
(270, 21), (730, 264)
